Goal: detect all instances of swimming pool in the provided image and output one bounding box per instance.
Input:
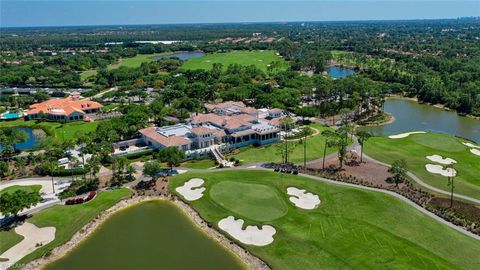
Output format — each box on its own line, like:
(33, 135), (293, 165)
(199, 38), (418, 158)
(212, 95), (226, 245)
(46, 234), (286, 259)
(1, 112), (23, 120)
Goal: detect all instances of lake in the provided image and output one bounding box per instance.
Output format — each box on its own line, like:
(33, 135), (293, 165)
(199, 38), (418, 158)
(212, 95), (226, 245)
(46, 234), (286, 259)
(45, 200), (246, 270)
(364, 98), (480, 143)
(327, 66), (356, 79)
(0, 127), (40, 150)
(151, 52), (205, 61)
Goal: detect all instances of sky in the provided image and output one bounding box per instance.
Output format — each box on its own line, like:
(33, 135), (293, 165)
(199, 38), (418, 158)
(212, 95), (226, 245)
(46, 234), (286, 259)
(1, 1), (479, 28)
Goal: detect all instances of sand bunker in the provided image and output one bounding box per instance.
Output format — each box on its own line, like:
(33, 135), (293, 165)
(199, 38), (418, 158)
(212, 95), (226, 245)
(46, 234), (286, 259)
(0, 222), (55, 269)
(175, 178), (205, 201)
(286, 187), (320, 210)
(426, 155), (457, 165)
(463, 142), (480, 149)
(388, 131), (426, 139)
(218, 216), (276, 246)
(425, 164), (457, 177)
(470, 149), (480, 156)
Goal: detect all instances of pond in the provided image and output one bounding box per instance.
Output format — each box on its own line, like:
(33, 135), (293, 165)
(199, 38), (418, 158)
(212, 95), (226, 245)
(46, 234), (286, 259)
(45, 200), (246, 270)
(327, 66), (356, 79)
(150, 52), (205, 61)
(363, 98), (480, 143)
(0, 127), (41, 151)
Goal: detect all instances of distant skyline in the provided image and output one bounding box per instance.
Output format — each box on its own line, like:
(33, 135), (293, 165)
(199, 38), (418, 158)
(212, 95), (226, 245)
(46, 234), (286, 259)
(1, 1), (479, 28)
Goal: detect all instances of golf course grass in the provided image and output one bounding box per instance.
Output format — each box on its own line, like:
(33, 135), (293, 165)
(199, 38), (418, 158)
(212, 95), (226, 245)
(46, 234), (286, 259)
(169, 170), (480, 270)
(0, 185), (41, 197)
(231, 124), (337, 165)
(210, 181), (288, 222)
(0, 230), (23, 254)
(181, 50), (287, 72)
(11, 188), (133, 267)
(364, 132), (480, 200)
(0, 119), (100, 143)
(181, 159), (216, 169)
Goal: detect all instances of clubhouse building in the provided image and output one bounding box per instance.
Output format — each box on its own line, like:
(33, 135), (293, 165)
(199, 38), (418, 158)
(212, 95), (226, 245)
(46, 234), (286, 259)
(139, 101), (283, 153)
(26, 96), (103, 122)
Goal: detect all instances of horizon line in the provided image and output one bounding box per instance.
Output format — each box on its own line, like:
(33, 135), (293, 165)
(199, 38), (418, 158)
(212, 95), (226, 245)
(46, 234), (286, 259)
(2, 16), (478, 30)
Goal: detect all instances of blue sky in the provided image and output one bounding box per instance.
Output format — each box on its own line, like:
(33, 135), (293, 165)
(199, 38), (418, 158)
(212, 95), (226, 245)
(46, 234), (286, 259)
(1, 1), (479, 27)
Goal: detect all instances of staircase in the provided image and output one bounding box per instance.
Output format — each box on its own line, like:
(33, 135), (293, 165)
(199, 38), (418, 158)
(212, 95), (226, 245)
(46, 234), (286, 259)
(210, 145), (233, 167)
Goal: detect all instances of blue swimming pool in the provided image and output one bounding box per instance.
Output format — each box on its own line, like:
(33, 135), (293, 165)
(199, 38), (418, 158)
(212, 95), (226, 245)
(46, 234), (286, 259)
(1, 112), (22, 120)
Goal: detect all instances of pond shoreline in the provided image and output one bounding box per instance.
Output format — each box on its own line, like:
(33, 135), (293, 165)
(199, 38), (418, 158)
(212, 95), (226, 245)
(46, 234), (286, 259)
(386, 95), (480, 121)
(22, 194), (269, 270)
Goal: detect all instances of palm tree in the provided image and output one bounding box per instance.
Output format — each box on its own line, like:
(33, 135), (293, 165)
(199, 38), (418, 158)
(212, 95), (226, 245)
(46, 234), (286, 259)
(299, 127), (313, 167)
(356, 130), (372, 162)
(321, 130), (336, 169)
(45, 161), (57, 193)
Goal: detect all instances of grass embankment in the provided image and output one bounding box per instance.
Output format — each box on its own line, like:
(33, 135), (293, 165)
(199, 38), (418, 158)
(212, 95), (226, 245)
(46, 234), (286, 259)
(9, 188), (133, 267)
(231, 124), (336, 165)
(170, 170), (480, 270)
(181, 159), (216, 169)
(0, 119), (100, 143)
(0, 185), (41, 197)
(365, 132), (480, 200)
(182, 50), (287, 72)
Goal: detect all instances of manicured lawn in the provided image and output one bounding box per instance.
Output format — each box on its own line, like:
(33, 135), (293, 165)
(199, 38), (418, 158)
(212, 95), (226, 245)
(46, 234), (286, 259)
(0, 185), (41, 197)
(170, 170), (480, 270)
(231, 124), (337, 165)
(209, 181), (288, 222)
(0, 119), (100, 143)
(14, 188), (133, 267)
(365, 132), (480, 200)
(181, 50), (287, 72)
(0, 230), (23, 255)
(79, 69), (97, 80)
(181, 159), (216, 169)
(109, 53), (167, 69)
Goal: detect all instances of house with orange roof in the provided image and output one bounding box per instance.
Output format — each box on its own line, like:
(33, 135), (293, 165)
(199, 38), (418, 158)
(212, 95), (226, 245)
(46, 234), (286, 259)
(26, 96), (102, 122)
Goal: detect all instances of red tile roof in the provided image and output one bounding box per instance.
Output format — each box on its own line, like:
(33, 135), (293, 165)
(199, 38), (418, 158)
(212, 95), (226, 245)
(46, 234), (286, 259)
(191, 126), (213, 135)
(139, 127), (191, 147)
(27, 97), (102, 116)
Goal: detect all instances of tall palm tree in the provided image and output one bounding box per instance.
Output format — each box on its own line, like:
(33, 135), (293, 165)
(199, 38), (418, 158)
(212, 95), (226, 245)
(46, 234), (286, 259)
(356, 130), (372, 162)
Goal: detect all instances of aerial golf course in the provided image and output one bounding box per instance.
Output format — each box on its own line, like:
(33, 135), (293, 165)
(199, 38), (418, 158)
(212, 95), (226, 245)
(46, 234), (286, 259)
(364, 132), (480, 201)
(170, 170), (480, 270)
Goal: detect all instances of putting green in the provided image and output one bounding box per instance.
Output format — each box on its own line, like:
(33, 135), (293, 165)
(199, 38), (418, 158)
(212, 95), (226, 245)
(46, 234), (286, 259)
(412, 133), (465, 152)
(209, 181), (287, 222)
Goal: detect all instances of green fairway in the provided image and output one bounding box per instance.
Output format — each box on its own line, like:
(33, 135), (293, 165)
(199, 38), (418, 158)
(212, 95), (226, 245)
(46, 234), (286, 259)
(231, 124), (337, 165)
(14, 188), (133, 266)
(210, 181), (287, 222)
(364, 132), (480, 200)
(170, 170), (480, 270)
(0, 230), (23, 254)
(181, 50), (287, 72)
(109, 53), (166, 69)
(0, 185), (41, 197)
(0, 119), (100, 143)
(79, 69), (97, 80)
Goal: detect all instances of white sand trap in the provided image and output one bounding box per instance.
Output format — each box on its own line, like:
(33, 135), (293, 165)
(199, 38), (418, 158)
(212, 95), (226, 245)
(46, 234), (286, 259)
(286, 187), (321, 210)
(388, 131), (426, 139)
(175, 178), (205, 201)
(425, 164), (457, 177)
(218, 216), (276, 246)
(470, 149), (480, 156)
(0, 222), (55, 269)
(462, 142), (480, 149)
(426, 155), (457, 165)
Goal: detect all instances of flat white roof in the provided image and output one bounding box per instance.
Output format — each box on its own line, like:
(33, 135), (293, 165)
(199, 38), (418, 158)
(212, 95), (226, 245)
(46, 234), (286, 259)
(156, 124), (192, 137)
